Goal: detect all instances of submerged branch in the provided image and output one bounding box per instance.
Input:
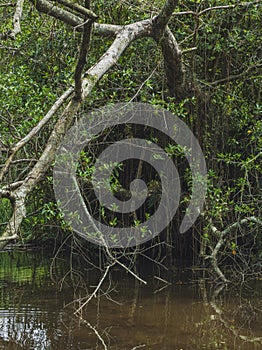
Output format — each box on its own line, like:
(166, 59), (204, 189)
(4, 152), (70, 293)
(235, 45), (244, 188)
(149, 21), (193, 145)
(78, 318), (108, 350)
(74, 264), (112, 314)
(207, 217), (262, 283)
(210, 297), (262, 344)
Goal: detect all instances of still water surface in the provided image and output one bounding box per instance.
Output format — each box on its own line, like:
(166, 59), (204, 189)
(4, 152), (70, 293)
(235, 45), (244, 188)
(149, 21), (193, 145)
(0, 250), (261, 350)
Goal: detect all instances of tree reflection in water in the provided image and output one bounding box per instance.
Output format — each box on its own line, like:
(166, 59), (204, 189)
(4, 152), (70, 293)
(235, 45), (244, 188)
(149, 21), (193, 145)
(0, 251), (261, 350)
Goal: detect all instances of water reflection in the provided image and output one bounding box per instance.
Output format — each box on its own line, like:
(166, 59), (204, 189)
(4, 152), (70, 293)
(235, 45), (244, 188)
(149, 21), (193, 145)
(0, 250), (261, 349)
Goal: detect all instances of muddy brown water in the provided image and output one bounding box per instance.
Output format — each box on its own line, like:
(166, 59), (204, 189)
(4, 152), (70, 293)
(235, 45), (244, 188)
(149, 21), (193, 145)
(0, 250), (261, 350)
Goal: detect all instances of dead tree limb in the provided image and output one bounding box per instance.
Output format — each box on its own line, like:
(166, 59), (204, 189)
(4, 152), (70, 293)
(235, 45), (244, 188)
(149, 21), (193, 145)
(206, 217), (262, 283)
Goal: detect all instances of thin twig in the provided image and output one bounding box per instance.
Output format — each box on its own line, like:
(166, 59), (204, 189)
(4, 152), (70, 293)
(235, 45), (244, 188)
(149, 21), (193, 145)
(173, 1), (261, 17)
(74, 264), (113, 314)
(77, 316), (108, 350)
(130, 345), (146, 350)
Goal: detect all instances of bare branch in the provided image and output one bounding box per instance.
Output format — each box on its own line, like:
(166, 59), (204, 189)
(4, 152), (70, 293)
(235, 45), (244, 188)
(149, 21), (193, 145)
(78, 318), (108, 350)
(74, 264), (112, 314)
(173, 1), (262, 17)
(54, 0), (98, 20)
(208, 63), (262, 86)
(30, 0), (121, 35)
(94, 23), (121, 36)
(0, 3), (15, 7)
(0, 87), (73, 183)
(198, 1), (261, 16)
(30, 0), (83, 29)
(81, 19), (153, 99)
(207, 217), (262, 283)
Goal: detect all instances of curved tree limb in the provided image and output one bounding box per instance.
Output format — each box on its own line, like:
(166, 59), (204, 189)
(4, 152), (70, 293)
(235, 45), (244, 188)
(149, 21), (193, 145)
(0, 16), (153, 250)
(206, 217), (262, 283)
(0, 87), (74, 183)
(0, 0), (184, 249)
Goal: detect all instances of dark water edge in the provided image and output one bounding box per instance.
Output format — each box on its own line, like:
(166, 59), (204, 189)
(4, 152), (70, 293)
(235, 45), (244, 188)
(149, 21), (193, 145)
(0, 249), (261, 350)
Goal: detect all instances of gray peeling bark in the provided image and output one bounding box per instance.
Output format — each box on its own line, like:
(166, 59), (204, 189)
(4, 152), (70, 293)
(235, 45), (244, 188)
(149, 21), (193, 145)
(0, 0), (184, 249)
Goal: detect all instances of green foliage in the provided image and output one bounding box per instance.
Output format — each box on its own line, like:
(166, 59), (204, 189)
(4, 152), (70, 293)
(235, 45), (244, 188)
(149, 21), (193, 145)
(0, 199), (12, 236)
(0, 1), (261, 269)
